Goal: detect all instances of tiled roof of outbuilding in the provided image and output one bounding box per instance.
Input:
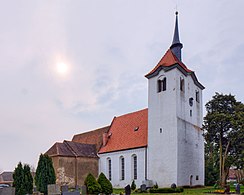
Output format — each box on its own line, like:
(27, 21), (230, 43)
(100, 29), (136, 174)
(0, 172), (13, 182)
(72, 126), (110, 151)
(46, 140), (97, 158)
(99, 108), (148, 154)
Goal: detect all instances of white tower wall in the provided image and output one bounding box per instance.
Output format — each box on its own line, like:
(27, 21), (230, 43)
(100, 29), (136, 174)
(147, 69), (178, 187)
(147, 68), (204, 187)
(175, 69), (204, 186)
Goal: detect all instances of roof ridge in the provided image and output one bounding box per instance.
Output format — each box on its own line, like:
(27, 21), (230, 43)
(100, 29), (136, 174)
(73, 125), (110, 137)
(145, 49), (192, 78)
(115, 108), (148, 118)
(63, 140), (78, 156)
(55, 142), (60, 155)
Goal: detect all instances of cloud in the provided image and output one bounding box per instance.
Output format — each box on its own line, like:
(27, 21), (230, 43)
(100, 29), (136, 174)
(0, 0), (244, 171)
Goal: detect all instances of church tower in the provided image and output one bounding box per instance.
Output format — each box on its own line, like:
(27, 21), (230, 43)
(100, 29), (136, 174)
(146, 12), (205, 187)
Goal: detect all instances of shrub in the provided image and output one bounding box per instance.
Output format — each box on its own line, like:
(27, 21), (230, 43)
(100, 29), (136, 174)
(153, 182), (158, 189)
(85, 173), (102, 195)
(97, 172), (113, 195)
(149, 187), (183, 193)
(131, 180), (136, 191)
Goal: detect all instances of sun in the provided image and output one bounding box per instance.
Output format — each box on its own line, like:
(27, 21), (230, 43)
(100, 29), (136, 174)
(56, 62), (68, 75)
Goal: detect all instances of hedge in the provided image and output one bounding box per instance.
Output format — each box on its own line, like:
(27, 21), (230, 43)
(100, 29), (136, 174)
(149, 187), (184, 193)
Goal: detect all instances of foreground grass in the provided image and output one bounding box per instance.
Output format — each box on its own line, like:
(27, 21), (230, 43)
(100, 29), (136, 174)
(113, 186), (244, 195)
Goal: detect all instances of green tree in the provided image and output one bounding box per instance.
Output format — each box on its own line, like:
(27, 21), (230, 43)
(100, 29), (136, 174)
(205, 144), (219, 186)
(13, 162), (25, 195)
(203, 93), (244, 187)
(13, 162), (33, 195)
(84, 173), (102, 195)
(231, 103), (244, 183)
(23, 164), (33, 194)
(97, 172), (113, 195)
(35, 154), (56, 195)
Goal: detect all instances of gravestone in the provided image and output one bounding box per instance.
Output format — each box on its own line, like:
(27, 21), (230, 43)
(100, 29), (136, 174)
(125, 184), (131, 195)
(235, 183), (240, 194)
(224, 185), (230, 194)
(60, 185), (80, 195)
(61, 185), (69, 193)
(48, 184), (61, 195)
(171, 183), (176, 189)
(0, 187), (15, 195)
(81, 185), (87, 195)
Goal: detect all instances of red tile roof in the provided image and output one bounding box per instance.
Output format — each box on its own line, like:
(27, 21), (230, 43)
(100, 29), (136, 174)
(99, 108), (148, 154)
(145, 49), (192, 77)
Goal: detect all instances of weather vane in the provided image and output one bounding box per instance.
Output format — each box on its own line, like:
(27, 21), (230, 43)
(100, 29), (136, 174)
(174, 0), (179, 13)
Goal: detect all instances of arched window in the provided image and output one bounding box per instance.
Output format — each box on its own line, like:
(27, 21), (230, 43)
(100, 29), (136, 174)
(157, 77), (167, 93)
(132, 154), (137, 180)
(180, 77), (184, 92)
(196, 90), (200, 103)
(120, 156), (125, 180)
(107, 157), (112, 181)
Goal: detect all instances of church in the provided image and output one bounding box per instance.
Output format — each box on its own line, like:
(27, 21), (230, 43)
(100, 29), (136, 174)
(46, 12), (205, 188)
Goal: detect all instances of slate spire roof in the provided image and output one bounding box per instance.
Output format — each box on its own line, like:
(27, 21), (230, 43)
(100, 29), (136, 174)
(145, 12), (205, 90)
(170, 11), (183, 61)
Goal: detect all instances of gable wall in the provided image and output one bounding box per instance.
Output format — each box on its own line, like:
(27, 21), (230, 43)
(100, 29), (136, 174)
(51, 156), (98, 188)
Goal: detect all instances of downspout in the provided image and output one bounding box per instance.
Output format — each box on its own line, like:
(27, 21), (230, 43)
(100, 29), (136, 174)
(145, 147), (147, 180)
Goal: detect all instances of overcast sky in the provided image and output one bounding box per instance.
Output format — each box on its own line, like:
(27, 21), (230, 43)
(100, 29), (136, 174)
(0, 1), (243, 171)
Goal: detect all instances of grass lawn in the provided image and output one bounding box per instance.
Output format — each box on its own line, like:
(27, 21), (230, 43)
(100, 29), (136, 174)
(113, 186), (244, 195)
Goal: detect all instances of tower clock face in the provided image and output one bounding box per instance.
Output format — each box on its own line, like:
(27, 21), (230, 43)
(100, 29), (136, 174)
(189, 97), (194, 106)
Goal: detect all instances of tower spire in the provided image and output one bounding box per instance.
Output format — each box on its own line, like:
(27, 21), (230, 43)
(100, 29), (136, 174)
(170, 11), (183, 61)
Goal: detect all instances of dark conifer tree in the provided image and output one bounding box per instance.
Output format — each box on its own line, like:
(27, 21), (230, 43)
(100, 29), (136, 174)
(35, 154), (56, 195)
(13, 162), (33, 195)
(23, 164), (33, 194)
(13, 162), (25, 195)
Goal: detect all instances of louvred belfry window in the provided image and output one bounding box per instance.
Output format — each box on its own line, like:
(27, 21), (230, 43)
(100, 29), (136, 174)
(157, 77), (167, 92)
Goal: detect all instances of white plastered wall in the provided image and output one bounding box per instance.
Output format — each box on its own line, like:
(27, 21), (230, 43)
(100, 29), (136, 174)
(147, 67), (204, 187)
(175, 69), (204, 186)
(98, 147), (146, 188)
(147, 69), (178, 187)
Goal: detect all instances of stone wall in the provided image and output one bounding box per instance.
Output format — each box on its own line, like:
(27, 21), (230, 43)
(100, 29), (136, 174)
(0, 187), (15, 195)
(52, 156), (98, 187)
